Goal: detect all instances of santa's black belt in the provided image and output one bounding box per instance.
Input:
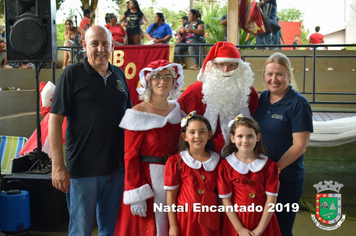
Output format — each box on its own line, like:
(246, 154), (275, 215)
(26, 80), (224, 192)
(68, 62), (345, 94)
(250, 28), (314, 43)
(139, 155), (169, 164)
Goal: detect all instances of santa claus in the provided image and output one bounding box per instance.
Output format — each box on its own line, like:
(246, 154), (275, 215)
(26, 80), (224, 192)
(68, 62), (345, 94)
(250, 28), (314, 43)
(178, 41), (258, 155)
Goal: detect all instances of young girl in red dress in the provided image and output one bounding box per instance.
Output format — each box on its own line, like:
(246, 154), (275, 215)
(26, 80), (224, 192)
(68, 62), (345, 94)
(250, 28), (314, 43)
(218, 114), (281, 236)
(164, 111), (221, 236)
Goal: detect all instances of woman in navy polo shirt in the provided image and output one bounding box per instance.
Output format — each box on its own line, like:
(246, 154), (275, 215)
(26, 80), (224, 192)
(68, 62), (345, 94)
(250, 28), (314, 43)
(254, 52), (313, 236)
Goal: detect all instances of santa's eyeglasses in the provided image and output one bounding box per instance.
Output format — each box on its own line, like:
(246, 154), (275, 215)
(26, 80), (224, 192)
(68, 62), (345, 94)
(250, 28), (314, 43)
(215, 62), (238, 71)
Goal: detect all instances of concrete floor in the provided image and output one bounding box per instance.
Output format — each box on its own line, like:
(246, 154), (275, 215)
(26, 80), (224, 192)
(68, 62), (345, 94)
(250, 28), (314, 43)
(1, 210), (355, 236)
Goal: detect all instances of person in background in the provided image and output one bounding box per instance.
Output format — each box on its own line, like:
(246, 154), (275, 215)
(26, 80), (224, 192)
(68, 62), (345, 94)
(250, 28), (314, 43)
(220, 14), (227, 41)
(175, 9), (206, 70)
(308, 26), (325, 50)
(293, 35), (301, 50)
(254, 52), (313, 236)
(114, 60), (184, 236)
(165, 112), (221, 236)
(145, 12), (172, 44)
(176, 16), (188, 43)
(272, 18), (285, 49)
(79, 9), (91, 37)
(181, 15), (188, 26)
(218, 115), (281, 236)
(256, 0), (277, 49)
(49, 25), (132, 236)
(62, 19), (85, 69)
(118, 0), (150, 45)
(105, 13), (127, 46)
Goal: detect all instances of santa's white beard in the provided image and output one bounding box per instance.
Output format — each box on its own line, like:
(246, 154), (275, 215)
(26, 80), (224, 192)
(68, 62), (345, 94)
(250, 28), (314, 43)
(201, 61), (254, 119)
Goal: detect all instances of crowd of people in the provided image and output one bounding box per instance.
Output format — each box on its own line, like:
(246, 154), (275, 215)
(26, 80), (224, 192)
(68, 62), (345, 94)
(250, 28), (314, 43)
(46, 21), (313, 235)
(0, 0), (328, 70)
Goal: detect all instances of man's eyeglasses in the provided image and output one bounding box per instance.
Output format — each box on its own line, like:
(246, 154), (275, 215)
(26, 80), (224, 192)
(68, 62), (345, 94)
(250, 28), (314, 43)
(151, 74), (174, 81)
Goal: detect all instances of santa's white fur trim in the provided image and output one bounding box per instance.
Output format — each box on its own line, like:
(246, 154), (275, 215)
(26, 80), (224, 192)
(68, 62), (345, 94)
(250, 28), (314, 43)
(149, 164), (169, 236)
(119, 101), (182, 131)
(123, 183), (154, 204)
(213, 58), (243, 64)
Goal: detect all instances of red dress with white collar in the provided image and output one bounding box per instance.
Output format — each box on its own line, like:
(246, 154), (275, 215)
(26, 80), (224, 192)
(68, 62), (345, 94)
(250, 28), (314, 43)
(164, 150), (221, 236)
(217, 154), (281, 236)
(114, 101), (183, 236)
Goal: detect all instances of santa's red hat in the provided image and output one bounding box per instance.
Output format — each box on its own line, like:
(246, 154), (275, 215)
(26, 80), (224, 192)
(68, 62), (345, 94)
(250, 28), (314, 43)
(197, 41), (242, 81)
(137, 60), (184, 95)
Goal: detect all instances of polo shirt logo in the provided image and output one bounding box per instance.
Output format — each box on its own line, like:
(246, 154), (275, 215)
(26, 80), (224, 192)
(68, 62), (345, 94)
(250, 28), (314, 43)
(271, 113), (283, 120)
(116, 80), (125, 92)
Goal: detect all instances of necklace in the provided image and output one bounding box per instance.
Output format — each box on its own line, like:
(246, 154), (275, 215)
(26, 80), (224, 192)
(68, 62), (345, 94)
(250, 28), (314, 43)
(148, 101), (169, 110)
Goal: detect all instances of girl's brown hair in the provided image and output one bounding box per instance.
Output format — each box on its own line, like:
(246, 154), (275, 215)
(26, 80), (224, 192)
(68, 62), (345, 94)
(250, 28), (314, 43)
(178, 114), (215, 153)
(223, 116), (267, 157)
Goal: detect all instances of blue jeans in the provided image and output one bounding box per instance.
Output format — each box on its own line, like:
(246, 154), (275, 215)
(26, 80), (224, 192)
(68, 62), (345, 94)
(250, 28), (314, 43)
(276, 181), (304, 236)
(256, 34), (272, 48)
(256, 4), (277, 49)
(66, 167), (125, 236)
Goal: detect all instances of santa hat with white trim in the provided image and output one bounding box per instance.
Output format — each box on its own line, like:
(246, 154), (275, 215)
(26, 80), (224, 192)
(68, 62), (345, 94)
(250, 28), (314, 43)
(137, 60), (184, 95)
(197, 41), (243, 81)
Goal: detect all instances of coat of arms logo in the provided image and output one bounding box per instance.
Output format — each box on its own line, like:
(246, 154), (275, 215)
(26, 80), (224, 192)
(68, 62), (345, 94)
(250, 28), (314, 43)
(311, 180), (346, 230)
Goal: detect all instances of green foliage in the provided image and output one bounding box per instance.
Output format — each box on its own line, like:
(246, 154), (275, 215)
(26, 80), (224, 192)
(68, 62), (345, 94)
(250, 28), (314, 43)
(239, 29), (256, 49)
(278, 8), (304, 22)
(344, 43), (356, 50)
(201, 4), (225, 43)
(57, 22), (66, 47)
(277, 8), (309, 46)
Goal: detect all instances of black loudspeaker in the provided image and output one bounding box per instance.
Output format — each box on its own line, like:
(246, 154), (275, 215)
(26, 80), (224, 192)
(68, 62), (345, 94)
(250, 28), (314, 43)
(4, 0), (57, 62)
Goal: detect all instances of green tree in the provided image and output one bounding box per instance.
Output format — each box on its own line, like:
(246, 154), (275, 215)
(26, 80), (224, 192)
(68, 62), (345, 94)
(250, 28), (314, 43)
(201, 4), (225, 43)
(277, 8), (310, 45)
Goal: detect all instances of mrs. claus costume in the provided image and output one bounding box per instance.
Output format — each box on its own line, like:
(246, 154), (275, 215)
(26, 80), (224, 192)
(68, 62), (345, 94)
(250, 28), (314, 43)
(114, 60), (185, 236)
(177, 41), (258, 155)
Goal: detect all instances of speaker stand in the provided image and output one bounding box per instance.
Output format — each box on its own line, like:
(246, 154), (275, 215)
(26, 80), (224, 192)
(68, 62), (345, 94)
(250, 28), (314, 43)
(26, 62), (51, 174)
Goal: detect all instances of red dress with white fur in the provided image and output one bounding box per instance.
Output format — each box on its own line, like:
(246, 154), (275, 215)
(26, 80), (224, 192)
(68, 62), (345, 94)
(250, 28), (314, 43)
(217, 154), (281, 236)
(164, 150), (221, 236)
(114, 101), (183, 236)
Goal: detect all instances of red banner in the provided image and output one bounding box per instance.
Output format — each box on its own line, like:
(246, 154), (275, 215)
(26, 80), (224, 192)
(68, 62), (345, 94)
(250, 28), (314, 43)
(111, 45), (170, 106)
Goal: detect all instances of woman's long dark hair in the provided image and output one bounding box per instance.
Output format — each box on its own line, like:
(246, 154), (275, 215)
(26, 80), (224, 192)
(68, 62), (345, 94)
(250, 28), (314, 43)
(129, 0), (142, 13)
(152, 13), (164, 31)
(190, 9), (202, 20)
(178, 114), (215, 153)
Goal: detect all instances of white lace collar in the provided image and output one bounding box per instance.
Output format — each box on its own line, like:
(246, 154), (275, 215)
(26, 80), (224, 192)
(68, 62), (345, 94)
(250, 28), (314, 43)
(226, 153), (268, 174)
(180, 149), (220, 171)
(119, 100), (183, 131)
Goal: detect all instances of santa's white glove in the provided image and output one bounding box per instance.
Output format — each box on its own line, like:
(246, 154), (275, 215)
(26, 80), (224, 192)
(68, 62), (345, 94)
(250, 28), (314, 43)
(130, 201), (147, 217)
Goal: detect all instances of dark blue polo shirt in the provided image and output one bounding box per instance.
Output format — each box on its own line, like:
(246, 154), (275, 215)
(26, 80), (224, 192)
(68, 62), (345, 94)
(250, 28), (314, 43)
(254, 87), (313, 182)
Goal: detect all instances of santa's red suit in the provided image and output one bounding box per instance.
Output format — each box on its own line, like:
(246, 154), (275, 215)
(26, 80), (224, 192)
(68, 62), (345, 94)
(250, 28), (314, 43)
(177, 41), (258, 155)
(178, 82), (258, 155)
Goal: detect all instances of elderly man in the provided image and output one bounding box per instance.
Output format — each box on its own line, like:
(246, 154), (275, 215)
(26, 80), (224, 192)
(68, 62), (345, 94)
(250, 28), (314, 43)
(178, 41), (258, 155)
(49, 25), (132, 235)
